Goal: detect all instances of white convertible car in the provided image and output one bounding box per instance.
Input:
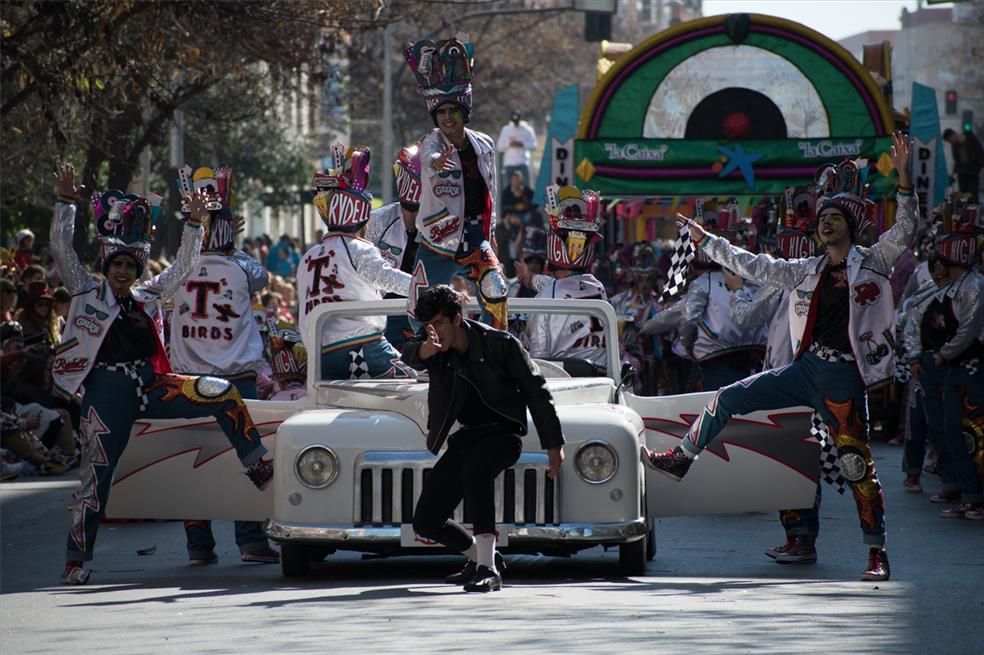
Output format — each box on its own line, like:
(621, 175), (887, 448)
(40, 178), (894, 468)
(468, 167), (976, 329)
(105, 298), (818, 577)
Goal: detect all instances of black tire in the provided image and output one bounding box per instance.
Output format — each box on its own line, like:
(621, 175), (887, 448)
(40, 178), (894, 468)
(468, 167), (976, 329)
(619, 533), (648, 576)
(281, 543), (311, 577)
(646, 520), (657, 561)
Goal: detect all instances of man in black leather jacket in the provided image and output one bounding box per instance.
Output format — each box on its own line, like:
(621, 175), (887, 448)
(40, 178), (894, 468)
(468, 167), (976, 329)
(404, 285), (564, 592)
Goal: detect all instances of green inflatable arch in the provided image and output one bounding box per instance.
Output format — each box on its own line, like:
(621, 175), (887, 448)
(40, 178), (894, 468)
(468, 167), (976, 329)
(575, 13), (897, 197)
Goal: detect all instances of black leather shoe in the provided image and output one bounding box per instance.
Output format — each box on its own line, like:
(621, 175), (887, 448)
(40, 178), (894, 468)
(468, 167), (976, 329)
(463, 565), (502, 593)
(445, 560), (477, 585)
(445, 552), (506, 585)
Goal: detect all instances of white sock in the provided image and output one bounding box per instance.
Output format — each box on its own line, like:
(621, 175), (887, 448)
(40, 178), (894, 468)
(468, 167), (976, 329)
(475, 533), (497, 572)
(463, 538), (478, 563)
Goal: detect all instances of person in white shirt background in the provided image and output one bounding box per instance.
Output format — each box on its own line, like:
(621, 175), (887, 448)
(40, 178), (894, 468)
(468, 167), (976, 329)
(496, 110), (537, 193)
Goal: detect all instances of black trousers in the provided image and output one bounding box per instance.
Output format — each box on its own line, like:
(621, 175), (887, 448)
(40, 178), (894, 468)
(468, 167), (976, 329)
(412, 427), (522, 551)
(957, 173), (980, 203)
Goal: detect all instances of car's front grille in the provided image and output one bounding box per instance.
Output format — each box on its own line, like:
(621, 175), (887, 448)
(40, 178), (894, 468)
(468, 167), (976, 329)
(353, 451), (558, 526)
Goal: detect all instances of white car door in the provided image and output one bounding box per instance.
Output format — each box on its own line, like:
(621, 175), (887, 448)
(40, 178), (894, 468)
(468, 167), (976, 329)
(623, 390), (819, 517)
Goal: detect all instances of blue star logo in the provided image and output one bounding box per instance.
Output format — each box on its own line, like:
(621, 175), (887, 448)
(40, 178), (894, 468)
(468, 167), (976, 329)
(717, 144), (764, 190)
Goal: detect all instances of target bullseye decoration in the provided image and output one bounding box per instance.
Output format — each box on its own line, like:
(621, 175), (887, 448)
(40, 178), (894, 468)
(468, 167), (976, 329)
(574, 13), (897, 198)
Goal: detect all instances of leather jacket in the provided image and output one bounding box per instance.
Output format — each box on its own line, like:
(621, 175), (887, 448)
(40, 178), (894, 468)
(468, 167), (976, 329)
(402, 319), (565, 455)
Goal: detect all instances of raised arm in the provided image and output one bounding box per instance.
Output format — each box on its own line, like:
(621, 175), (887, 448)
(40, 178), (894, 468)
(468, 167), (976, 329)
(50, 163), (95, 295)
(868, 132), (919, 273)
(140, 191), (207, 299)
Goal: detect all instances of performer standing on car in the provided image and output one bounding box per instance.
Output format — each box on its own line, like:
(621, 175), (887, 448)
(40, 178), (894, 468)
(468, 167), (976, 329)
(405, 285), (565, 592)
(50, 164), (273, 585)
(642, 132), (917, 582)
(168, 165), (281, 566)
(366, 144), (422, 347)
(515, 184), (609, 376)
(297, 144), (415, 381)
(403, 36), (510, 329)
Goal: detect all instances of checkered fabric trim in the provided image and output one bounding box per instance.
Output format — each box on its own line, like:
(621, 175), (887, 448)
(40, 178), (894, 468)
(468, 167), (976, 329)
(658, 223), (695, 303)
(812, 411), (847, 494)
(460, 214), (483, 253)
(348, 348), (370, 380)
(962, 357), (979, 376)
(895, 360), (912, 383)
(95, 359), (150, 411)
(808, 342), (856, 363)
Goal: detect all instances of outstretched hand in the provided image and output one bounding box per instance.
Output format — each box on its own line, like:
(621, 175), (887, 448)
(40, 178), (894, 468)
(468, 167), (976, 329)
(183, 189), (211, 223)
(890, 130), (913, 189)
(54, 163), (80, 200)
(675, 212), (707, 246)
(431, 144), (456, 173)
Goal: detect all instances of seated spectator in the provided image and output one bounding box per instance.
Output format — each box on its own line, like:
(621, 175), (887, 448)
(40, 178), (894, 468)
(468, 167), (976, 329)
(14, 282), (59, 346)
(1, 278), (16, 322)
(13, 229), (35, 272)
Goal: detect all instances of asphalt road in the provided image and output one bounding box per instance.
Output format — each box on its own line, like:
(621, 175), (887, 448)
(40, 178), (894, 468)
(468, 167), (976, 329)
(2, 442), (982, 654)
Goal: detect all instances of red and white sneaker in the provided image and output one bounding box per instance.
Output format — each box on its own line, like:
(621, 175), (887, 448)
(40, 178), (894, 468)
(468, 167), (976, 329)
(903, 475), (922, 493)
(774, 536), (817, 564)
(61, 561), (90, 585)
(860, 548), (890, 581)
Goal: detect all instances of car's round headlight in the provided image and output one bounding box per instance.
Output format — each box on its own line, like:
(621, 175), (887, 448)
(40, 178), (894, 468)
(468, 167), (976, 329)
(574, 440), (618, 484)
(295, 445), (338, 488)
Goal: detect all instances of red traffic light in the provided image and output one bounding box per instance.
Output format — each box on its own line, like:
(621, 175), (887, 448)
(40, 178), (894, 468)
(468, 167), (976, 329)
(946, 91), (957, 101)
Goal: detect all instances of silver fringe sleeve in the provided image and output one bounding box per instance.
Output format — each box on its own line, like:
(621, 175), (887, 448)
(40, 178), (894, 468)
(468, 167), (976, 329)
(865, 193), (921, 276)
(940, 271), (984, 362)
(140, 222), (203, 300)
(732, 285), (783, 330)
(352, 241), (413, 297)
(639, 300), (684, 336)
(50, 202), (96, 295)
(683, 273), (709, 325)
(230, 249), (269, 295)
(531, 274), (554, 294)
(901, 281), (944, 360)
(702, 235), (815, 289)
(529, 311), (551, 359)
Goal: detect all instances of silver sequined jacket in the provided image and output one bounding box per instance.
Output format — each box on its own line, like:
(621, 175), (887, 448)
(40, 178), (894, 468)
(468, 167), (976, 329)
(902, 270), (984, 363)
(700, 192), (919, 388)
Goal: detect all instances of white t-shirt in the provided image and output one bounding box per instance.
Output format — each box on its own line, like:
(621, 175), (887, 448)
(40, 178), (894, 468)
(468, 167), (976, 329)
(496, 121), (537, 168)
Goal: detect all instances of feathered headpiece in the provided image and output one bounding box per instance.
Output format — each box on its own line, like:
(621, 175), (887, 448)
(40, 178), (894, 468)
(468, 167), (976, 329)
(393, 144), (421, 210)
(544, 184), (603, 270)
(404, 36), (474, 120)
(312, 143), (373, 231)
(815, 160), (872, 240)
(776, 185), (819, 259)
(177, 165), (239, 252)
(91, 189), (161, 276)
(934, 192), (981, 267)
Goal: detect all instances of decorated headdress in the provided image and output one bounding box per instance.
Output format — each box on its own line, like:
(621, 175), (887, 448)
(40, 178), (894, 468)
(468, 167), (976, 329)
(312, 143), (373, 231)
(776, 185), (819, 259)
(404, 36), (474, 121)
(934, 192), (981, 267)
(91, 189), (161, 276)
(815, 160), (872, 240)
(266, 318), (306, 386)
(393, 144), (421, 211)
(177, 165), (238, 252)
(544, 184), (604, 270)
